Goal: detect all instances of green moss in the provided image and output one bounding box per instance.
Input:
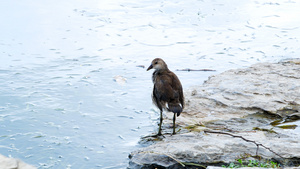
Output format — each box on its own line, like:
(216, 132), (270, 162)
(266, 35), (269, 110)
(277, 125), (297, 129)
(286, 60), (300, 65)
(252, 127), (277, 133)
(184, 123), (205, 132)
(185, 125), (197, 130)
(222, 159), (280, 168)
(270, 120), (282, 126)
(271, 117), (299, 130)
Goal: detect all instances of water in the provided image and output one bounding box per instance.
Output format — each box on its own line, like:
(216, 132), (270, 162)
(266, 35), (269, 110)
(0, 0), (299, 168)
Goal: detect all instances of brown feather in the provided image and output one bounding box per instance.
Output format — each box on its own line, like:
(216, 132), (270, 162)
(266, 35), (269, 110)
(148, 58), (184, 116)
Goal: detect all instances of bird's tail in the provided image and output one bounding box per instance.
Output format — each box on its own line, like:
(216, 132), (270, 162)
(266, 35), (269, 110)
(167, 102), (182, 116)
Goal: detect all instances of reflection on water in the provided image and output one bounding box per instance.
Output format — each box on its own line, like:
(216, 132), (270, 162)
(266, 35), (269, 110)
(0, 0), (300, 168)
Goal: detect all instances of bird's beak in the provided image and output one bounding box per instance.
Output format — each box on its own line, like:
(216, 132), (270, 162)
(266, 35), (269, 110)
(146, 64), (153, 71)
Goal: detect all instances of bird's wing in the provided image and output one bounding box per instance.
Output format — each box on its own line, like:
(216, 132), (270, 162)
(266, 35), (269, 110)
(154, 75), (175, 102)
(170, 73), (184, 108)
(152, 85), (163, 111)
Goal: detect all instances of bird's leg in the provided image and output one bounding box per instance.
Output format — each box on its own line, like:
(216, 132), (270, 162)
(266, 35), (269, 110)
(158, 110), (163, 136)
(172, 113), (176, 135)
(142, 110), (164, 138)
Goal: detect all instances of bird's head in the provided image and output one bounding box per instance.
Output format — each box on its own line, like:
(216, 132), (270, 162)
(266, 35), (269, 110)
(147, 58), (168, 71)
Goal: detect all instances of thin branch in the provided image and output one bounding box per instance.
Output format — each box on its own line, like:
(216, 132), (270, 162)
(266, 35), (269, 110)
(176, 68), (216, 72)
(182, 162), (206, 168)
(204, 130), (284, 158)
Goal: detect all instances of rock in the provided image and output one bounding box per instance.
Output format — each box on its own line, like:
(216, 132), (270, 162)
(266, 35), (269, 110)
(0, 154), (36, 169)
(206, 167), (300, 169)
(129, 59), (300, 168)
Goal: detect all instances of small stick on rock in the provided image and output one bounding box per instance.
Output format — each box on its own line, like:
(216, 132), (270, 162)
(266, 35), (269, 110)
(204, 130), (284, 159)
(176, 68), (216, 72)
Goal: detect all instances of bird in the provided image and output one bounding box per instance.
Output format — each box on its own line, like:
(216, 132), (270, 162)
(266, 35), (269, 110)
(147, 58), (184, 135)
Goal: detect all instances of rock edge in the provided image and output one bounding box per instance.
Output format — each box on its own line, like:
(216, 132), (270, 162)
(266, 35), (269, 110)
(129, 59), (300, 169)
(0, 154), (36, 169)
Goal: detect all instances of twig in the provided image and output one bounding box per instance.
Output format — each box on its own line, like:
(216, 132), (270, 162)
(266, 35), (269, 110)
(204, 130), (284, 158)
(182, 162), (206, 168)
(176, 68), (216, 72)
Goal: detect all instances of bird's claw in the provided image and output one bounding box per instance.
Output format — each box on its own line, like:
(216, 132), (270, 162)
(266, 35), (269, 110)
(142, 133), (165, 139)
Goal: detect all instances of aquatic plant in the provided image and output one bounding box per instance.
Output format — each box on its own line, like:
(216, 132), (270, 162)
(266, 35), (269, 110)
(222, 159), (280, 168)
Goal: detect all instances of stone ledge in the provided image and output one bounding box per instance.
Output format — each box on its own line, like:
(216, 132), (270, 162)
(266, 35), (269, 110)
(0, 154), (36, 169)
(129, 59), (300, 169)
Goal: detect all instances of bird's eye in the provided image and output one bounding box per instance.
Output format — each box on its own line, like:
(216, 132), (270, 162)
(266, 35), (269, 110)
(154, 61), (158, 64)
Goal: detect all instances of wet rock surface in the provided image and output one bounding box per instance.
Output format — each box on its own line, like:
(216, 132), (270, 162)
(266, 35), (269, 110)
(206, 167), (300, 169)
(129, 60), (300, 168)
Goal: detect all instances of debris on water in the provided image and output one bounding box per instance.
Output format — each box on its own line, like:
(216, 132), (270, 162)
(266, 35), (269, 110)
(118, 135), (125, 140)
(114, 75), (127, 85)
(54, 108), (65, 111)
(134, 110), (142, 114)
(253, 127), (277, 133)
(131, 128), (139, 132)
(33, 135), (45, 138)
(277, 125), (297, 129)
(118, 115), (134, 119)
(136, 65), (145, 68)
(176, 68), (216, 71)
(82, 75), (90, 79)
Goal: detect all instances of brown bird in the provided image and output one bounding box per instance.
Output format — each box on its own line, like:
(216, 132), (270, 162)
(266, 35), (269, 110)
(147, 58), (184, 135)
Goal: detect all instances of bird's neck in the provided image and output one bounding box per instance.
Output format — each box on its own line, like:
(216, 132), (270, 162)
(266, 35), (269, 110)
(154, 66), (169, 74)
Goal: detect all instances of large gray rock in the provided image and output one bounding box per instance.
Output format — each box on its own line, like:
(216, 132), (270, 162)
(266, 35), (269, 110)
(206, 167), (300, 169)
(0, 154), (36, 169)
(129, 59), (300, 168)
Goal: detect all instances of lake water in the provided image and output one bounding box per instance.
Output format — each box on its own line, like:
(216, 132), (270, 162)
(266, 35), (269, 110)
(0, 0), (299, 168)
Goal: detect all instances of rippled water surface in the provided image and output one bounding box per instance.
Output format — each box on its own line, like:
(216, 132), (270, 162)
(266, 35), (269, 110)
(1, 0), (300, 168)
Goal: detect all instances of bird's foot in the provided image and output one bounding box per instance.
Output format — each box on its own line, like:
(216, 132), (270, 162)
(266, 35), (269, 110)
(142, 133), (165, 139)
(155, 133), (166, 138)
